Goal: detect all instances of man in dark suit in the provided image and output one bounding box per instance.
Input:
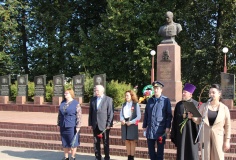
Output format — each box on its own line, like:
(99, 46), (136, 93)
(88, 85), (114, 160)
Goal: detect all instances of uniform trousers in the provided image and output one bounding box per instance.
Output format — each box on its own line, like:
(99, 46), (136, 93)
(147, 138), (165, 160)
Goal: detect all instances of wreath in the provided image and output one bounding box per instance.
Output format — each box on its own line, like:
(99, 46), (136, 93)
(138, 85), (154, 104)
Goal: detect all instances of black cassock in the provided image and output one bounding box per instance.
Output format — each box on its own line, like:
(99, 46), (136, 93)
(170, 99), (199, 160)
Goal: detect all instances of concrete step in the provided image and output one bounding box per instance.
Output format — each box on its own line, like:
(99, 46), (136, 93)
(0, 128), (175, 149)
(0, 122), (235, 144)
(0, 122), (235, 159)
(0, 127), (235, 155)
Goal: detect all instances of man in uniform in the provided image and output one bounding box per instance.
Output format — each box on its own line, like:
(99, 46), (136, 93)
(142, 81), (172, 160)
(170, 83), (199, 160)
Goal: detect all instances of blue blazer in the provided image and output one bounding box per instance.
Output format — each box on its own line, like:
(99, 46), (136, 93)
(58, 99), (79, 128)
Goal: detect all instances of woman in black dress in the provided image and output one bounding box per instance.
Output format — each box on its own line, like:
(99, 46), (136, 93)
(120, 90), (141, 160)
(57, 88), (82, 160)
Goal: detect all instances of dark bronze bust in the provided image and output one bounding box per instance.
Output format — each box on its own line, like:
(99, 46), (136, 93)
(158, 11), (182, 44)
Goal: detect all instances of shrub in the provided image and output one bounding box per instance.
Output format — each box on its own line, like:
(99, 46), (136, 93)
(106, 80), (132, 108)
(9, 77), (133, 107)
(10, 81), (17, 101)
(10, 81), (35, 102)
(28, 81), (35, 101)
(84, 75), (94, 102)
(46, 80), (53, 102)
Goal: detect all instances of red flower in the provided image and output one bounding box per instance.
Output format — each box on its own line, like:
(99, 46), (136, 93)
(158, 133), (166, 144)
(158, 136), (163, 143)
(198, 102), (203, 109)
(144, 91), (150, 96)
(131, 107), (134, 110)
(97, 134), (103, 139)
(96, 121), (121, 139)
(135, 120), (139, 125)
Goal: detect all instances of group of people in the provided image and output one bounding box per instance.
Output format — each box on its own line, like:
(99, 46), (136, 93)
(57, 82), (231, 160)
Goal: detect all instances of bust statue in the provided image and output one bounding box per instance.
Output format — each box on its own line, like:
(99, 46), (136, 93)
(158, 11), (182, 44)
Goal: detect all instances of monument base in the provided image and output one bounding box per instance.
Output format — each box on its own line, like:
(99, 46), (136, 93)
(34, 96), (44, 105)
(162, 81), (182, 103)
(0, 96), (9, 104)
(53, 96), (63, 105)
(222, 99), (234, 109)
(157, 43), (182, 104)
(16, 96), (26, 104)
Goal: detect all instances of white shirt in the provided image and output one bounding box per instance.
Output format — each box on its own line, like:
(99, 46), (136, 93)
(96, 95), (103, 109)
(120, 101), (141, 124)
(123, 101), (132, 118)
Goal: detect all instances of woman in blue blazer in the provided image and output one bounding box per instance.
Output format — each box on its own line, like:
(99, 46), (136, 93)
(57, 88), (82, 160)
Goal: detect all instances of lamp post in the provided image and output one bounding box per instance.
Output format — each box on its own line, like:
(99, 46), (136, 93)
(222, 47), (228, 73)
(150, 50), (156, 83)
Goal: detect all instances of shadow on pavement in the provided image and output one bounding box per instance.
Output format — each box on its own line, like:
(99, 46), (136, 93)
(1, 150), (96, 160)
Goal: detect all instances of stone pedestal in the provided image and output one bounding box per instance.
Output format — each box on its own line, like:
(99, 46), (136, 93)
(156, 43), (182, 104)
(74, 97), (83, 104)
(0, 96), (9, 104)
(53, 96), (63, 105)
(221, 99), (234, 109)
(34, 96), (44, 105)
(16, 96), (26, 104)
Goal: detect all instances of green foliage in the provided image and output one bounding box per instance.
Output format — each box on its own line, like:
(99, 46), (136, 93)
(27, 81), (35, 101)
(45, 81), (53, 102)
(1, 0), (236, 104)
(84, 74), (94, 103)
(106, 80), (132, 108)
(0, 1), (21, 75)
(10, 81), (17, 101)
(65, 83), (73, 90)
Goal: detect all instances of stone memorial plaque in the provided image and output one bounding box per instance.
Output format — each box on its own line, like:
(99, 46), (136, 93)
(73, 75), (84, 97)
(93, 74), (106, 95)
(159, 64), (172, 81)
(221, 72), (235, 99)
(34, 75), (46, 97)
(0, 75), (11, 96)
(17, 74), (28, 96)
(53, 74), (65, 97)
(94, 74), (106, 87)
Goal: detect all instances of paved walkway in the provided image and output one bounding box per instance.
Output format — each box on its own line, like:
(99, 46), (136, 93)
(0, 146), (144, 160)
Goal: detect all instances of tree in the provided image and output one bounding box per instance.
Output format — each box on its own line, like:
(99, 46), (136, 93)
(79, 0), (166, 90)
(174, 0), (236, 100)
(0, 0), (21, 75)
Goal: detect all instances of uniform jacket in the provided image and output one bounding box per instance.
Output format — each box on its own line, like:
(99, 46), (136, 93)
(88, 95), (114, 131)
(58, 99), (79, 128)
(142, 95), (172, 139)
(198, 102), (231, 160)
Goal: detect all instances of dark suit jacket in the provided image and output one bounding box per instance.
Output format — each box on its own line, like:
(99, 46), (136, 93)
(88, 95), (114, 131)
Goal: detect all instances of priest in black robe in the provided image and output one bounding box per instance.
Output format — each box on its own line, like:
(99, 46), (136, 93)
(170, 83), (199, 160)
